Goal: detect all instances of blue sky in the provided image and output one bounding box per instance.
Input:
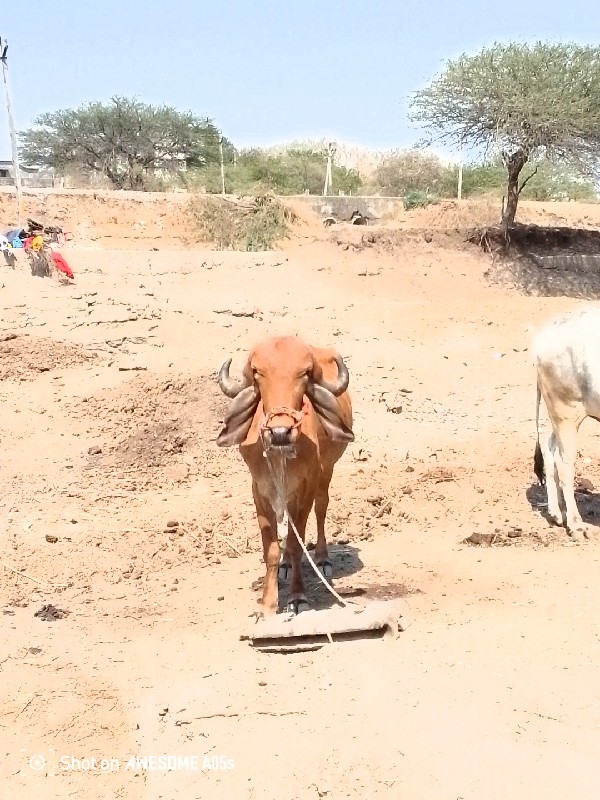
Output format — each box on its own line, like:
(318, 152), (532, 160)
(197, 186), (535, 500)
(2, 0), (600, 161)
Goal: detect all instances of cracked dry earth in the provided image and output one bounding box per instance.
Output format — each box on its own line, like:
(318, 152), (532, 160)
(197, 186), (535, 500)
(2, 222), (600, 800)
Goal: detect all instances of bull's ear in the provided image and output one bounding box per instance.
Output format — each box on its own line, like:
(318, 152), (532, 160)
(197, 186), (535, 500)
(306, 383), (354, 442)
(216, 385), (260, 447)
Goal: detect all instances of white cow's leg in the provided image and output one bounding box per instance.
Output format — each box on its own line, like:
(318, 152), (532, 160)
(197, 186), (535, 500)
(542, 431), (563, 527)
(554, 422), (590, 540)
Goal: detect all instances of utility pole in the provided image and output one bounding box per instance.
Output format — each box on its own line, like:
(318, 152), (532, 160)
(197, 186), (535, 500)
(219, 135), (226, 195)
(323, 142), (335, 196)
(1, 38), (24, 227)
(457, 136), (463, 200)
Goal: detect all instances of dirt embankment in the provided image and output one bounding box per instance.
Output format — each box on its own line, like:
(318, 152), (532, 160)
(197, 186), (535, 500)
(3, 187), (600, 249)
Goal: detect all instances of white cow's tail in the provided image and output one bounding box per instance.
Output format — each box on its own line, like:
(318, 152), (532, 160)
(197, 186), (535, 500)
(533, 379), (546, 486)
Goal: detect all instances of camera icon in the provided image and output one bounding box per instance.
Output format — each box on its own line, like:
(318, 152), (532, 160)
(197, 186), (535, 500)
(29, 754), (46, 771)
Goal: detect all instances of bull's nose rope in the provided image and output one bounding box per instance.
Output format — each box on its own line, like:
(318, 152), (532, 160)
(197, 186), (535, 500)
(259, 406), (304, 435)
(265, 451), (349, 609)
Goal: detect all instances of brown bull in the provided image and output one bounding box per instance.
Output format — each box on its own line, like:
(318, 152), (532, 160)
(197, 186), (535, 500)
(216, 336), (354, 615)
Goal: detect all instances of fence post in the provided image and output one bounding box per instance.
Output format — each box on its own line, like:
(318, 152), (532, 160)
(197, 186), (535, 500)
(457, 137), (463, 200)
(219, 135), (226, 195)
(1, 38), (24, 227)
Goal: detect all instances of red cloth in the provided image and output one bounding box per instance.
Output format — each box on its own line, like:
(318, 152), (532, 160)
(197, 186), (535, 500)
(50, 251), (74, 279)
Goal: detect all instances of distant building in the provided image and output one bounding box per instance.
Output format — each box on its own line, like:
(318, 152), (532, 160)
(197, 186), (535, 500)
(0, 159), (55, 188)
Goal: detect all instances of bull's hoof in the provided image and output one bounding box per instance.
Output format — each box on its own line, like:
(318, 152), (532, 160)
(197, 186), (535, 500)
(285, 597), (310, 615)
(317, 560), (333, 580)
(278, 563), (292, 582)
(257, 598), (279, 616)
(568, 523), (594, 542)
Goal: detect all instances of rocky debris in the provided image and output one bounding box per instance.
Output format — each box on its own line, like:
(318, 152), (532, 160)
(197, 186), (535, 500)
(465, 532), (496, 546)
(34, 604), (69, 621)
(379, 391), (404, 413)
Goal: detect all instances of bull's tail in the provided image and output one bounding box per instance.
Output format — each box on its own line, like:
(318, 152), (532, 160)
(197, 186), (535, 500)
(534, 379), (546, 486)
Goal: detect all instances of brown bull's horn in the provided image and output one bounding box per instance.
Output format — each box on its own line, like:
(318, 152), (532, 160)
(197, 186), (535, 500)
(317, 354), (349, 396)
(217, 358), (251, 398)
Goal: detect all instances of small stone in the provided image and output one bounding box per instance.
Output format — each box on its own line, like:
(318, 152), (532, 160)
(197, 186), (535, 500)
(166, 519), (179, 528)
(217, 596), (224, 601)
(577, 478), (594, 494)
(45, 534), (58, 544)
(465, 532), (495, 546)
(88, 446), (102, 456)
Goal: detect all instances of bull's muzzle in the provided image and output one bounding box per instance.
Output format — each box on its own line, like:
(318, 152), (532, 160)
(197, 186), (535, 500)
(260, 406), (304, 451)
(267, 425), (295, 447)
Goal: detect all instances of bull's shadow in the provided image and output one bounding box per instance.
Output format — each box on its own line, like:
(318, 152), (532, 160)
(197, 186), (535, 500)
(526, 481), (600, 532)
(251, 543), (366, 613)
(278, 543), (414, 612)
(287, 543), (365, 613)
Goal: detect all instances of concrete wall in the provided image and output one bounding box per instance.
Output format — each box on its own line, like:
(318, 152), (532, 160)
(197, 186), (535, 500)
(288, 194), (406, 220)
(0, 177), (55, 189)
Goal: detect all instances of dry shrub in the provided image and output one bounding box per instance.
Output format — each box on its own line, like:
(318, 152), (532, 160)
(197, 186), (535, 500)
(187, 193), (297, 250)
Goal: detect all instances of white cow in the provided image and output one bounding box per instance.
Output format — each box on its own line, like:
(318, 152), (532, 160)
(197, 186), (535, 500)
(533, 306), (600, 540)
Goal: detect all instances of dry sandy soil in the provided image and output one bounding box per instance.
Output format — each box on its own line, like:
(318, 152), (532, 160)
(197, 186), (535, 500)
(2, 190), (600, 799)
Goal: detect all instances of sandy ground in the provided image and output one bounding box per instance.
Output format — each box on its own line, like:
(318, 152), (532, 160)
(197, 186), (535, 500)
(2, 193), (600, 799)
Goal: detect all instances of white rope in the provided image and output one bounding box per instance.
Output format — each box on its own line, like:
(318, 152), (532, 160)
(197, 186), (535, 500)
(265, 451), (351, 609)
(286, 511), (349, 608)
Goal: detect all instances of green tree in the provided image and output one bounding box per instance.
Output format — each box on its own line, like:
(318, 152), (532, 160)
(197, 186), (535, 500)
(411, 42), (600, 225)
(372, 149), (456, 197)
(518, 161), (597, 202)
(459, 163), (506, 197)
(459, 159), (597, 201)
(186, 145), (361, 195)
(19, 97), (232, 190)
(280, 148), (361, 195)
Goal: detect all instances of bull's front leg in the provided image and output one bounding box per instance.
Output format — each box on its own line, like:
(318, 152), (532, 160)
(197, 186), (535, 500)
(284, 491), (313, 614)
(251, 481), (280, 615)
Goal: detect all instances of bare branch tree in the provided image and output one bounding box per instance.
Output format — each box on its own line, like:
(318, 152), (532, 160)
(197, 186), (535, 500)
(411, 42), (600, 226)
